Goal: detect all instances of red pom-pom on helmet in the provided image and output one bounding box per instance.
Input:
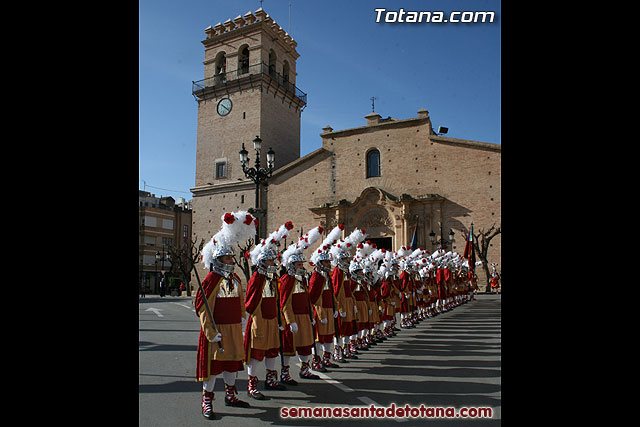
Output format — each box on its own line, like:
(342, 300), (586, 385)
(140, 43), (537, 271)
(285, 221), (294, 230)
(318, 226), (324, 234)
(223, 213), (235, 224)
(346, 243), (351, 247)
(244, 250), (250, 259)
(361, 228), (366, 233)
(244, 214), (254, 225)
(338, 224), (344, 230)
(357, 243), (363, 249)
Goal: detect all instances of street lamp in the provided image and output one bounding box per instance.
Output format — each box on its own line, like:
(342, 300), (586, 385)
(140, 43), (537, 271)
(155, 251), (160, 294)
(429, 229), (455, 250)
(240, 136), (276, 242)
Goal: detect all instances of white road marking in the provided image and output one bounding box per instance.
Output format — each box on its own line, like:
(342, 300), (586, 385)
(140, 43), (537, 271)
(145, 307), (164, 317)
(171, 302), (196, 312)
(313, 371), (354, 392)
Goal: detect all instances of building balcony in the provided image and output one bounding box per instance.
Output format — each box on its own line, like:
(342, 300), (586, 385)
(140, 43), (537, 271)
(192, 62), (307, 107)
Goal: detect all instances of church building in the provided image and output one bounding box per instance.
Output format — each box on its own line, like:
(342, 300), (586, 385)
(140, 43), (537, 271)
(190, 8), (501, 289)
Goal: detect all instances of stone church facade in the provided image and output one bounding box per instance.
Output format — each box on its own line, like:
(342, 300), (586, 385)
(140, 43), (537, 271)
(190, 8), (500, 288)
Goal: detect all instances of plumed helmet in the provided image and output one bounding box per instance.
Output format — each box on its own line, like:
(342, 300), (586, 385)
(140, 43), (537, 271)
(310, 224), (344, 269)
(201, 211), (257, 275)
(249, 221), (294, 268)
(281, 225), (324, 269)
(329, 227), (367, 268)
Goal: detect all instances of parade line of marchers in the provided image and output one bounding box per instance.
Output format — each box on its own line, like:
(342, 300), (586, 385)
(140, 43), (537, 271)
(281, 404), (493, 419)
(194, 211), (484, 420)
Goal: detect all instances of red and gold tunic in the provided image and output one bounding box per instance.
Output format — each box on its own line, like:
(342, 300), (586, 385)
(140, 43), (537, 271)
(332, 267), (356, 337)
(436, 268), (445, 301)
(413, 274), (423, 309)
(427, 275), (437, 305)
(195, 270), (246, 382)
(367, 282), (380, 327)
(352, 279), (369, 331)
(389, 276), (402, 314)
(308, 269), (336, 344)
(399, 270), (412, 314)
(279, 273), (314, 356)
(243, 270), (282, 363)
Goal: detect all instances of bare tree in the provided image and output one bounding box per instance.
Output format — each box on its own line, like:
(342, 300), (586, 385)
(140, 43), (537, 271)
(459, 223), (501, 292)
(167, 236), (205, 297)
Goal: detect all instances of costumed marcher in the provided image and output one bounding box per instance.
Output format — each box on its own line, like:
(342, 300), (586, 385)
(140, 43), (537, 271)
(406, 249), (428, 320)
(364, 247), (386, 344)
(279, 226), (324, 381)
(420, 257), (437, 317)
(243, 221), (294, 400)
(397, 247), (417, 328)
(308, 225), (344, 372)
(431, 249), (446, 313)
(490, 263), (500, 294)
(378, 250), (401, 337)
(329, 228), (367, 361)
(351, 241), (375, 351)
(196, 211), (256, 419)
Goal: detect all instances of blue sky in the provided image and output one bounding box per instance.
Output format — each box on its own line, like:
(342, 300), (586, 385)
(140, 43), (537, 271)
(139, 0), (500, 201)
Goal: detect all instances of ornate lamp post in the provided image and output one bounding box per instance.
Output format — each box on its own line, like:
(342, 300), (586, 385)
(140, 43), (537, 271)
(240, 136), (275, 242)
(429, 229), (456, 250)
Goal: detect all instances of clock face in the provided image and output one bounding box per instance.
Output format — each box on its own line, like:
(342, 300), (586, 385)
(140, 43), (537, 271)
(217, 98), (232, 116)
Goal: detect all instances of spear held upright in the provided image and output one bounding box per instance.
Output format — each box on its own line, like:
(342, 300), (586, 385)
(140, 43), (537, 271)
(192, 263), (224, 353)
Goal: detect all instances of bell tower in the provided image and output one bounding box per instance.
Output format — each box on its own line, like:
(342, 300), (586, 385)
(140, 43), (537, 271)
(190, 8), (306, 246)
(191, 8), (306, 189)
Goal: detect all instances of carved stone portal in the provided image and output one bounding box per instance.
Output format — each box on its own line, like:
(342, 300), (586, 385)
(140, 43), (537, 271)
(359, 208), (393, 229)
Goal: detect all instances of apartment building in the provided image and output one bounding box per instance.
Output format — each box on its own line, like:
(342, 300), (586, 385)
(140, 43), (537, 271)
(139, 190), (192, 294)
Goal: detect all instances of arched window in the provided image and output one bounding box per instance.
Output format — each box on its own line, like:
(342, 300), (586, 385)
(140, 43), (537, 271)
(282, 60), (290, 89)
(268, 49), (277, 78)
(239, 46), (249, 74)
(366, 149), (381, 178)
(214, 52), (226, 84)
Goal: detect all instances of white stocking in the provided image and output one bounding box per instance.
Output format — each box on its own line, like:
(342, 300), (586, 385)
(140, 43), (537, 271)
(203, 375), (216, 392)
(247, 358), (260, 377)
(222, 371), (235, 386)
(265, 356), (277, 371)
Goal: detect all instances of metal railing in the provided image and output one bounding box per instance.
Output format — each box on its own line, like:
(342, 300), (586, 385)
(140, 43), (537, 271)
(192, 62), (307, 104)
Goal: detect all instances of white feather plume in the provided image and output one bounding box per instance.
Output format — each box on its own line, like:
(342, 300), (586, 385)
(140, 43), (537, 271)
(310, 225), (343, 265)
(249, 222), (292, 266)
(281, 225), (323, 268)
(201, 210), (257, 269)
